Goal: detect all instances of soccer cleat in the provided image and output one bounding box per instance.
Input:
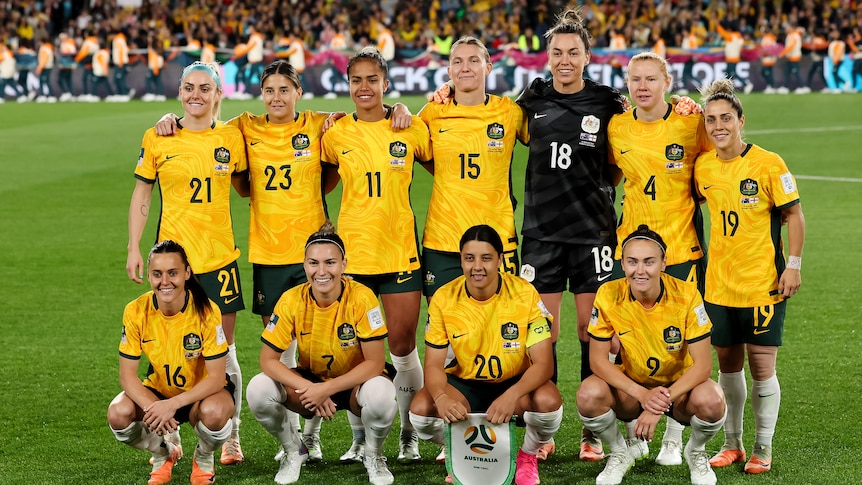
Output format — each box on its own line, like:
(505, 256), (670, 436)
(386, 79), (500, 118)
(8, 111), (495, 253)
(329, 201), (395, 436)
(397, 430), (421, 463)
(684, 441), (716, 485)
(364, 455), (395, 485)
(626, 438), (649, 461)
(656, 438), (683, 466)
(340, 439), (365, 463)
(536, 438), (555, 461)
(579, 429), (604, 462)
(148, 441), (180, 485)
(190, 449), (216, 485)
(302, 433), (323, 462)
(275, 448), (308, 485)
(515, 450), (540, 485)
(220, 435), (244, 465)
(435, 445), (447, 464)
(595, 450), (635, 485)
(743, 445), (772, 474)
(708, 447), (746, 468)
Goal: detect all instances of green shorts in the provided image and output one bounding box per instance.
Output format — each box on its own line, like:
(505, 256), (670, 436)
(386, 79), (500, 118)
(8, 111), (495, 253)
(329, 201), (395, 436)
(612, 258), (705, 295)
(252, 263), (307, 316)
(706, 300), (786, 347)
(421, 248), (520, 297)
(446, 374), (521, 413)
(198, 260), (244, 314)
(349, 270), (422, 295)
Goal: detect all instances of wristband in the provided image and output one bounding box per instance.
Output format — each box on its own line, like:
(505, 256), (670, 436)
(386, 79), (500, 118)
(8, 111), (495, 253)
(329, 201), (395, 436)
(787, 255), (802, 270)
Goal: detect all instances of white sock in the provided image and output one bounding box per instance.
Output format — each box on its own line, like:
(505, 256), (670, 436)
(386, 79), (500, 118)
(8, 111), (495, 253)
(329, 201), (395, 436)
(225, 343), (243, 436)
(391, 349), (423, 433)
(280, 340), (302, 433)
(579, 409), (625, 454)
(246, 372), (302, 451)
(688, 412), (726, 451)
(111, 421), (164, 454)
(718, 370), (746, 448)
(625, 420), (636, 440)
(664, 416), (685, 442)
(409, 412), (445, 445)
(522, 407), (563, 455)
(194, 420), (232, 454)
(356, 376), (397, 456)
(348, 411), (366, 443)
(303, 415), (322, 436)
(752, 373), (780, 449)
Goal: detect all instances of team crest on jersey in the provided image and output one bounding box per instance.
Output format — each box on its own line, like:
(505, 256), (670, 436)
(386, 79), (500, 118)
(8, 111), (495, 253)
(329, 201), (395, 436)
(183, 333), (203, 351)
(739, 178), (759, 196)
(581, 115), (601, 134)
(256, 291), (265, 306)
(389, 141), (407, 158)
(486, 123), (504, 140)
(338, 323), (356, 341)
(214, 147), (230, 164)
(424, 270), (436, 286)
(501, 322), (519, 340)
(519, 264), (535, 282)
(292, 133), (310, 150)
(665, 143), (684, 161)
(663, 326), (682, 352)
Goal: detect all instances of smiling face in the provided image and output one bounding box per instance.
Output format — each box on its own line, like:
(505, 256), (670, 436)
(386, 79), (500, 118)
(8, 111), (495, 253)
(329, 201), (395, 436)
(304, 243), (347, 304)
(148, 252), (191, 311)
(348, 58), (389, 114)
(704, 99), (745, 159)
(460, 240), (502, 300)
(261, 73), (300, 124)
(180, 70), (220, 120)
(548, 33), (590, 94)
(626, 57), (671, 112)
(622, 239), (666, 298)
(448, 42), (491, 95)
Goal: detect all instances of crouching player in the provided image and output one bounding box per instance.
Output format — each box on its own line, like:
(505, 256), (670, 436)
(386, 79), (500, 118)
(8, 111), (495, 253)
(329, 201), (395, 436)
(409, 225), (562, 485)
(577, 225), (726, 485)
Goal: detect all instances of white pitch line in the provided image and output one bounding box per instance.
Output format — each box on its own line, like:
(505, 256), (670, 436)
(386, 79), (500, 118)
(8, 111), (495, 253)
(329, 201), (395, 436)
(747, 125), (862, 135)
(795, 175), (862, 183)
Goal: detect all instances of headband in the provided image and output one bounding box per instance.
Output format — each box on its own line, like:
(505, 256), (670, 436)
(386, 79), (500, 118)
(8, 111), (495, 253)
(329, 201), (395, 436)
(621, 235), (666, 255)
(181, 62), (221, 89)
(305, 236), (346, 257)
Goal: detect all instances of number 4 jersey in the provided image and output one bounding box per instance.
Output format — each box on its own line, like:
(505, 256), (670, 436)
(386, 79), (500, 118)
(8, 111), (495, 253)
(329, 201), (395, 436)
(517, 78), (625, 245)
(425, 272), (552, 383)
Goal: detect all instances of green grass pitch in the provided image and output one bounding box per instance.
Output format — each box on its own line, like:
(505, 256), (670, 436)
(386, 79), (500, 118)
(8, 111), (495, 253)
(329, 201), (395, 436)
(1, 92), (860, 484)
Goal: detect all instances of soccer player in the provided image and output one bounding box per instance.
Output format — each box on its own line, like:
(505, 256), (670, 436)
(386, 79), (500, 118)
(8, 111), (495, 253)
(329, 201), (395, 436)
(126, 61), (248, 465)
(696, 78), (805, 474)
(108, 240), (235, 485)
(578, 225), (726, 485)
(514, 8), (626, 461)
(321, 46), (432, 463)
(409, 225), (562, 485)
(246, 223), (398, 485)
(607, 51), (713, 465)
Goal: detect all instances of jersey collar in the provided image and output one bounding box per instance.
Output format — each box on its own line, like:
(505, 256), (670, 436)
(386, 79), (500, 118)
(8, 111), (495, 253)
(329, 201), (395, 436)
(463, 272), (503, 301)
(633, 102), (672, 121)
(176, 118), (217, 130)
(352, 106), (392, 122)
(308, 279), (346, 304)
(452, 94), (490, 106)
(152, 290), (190, 312)
(628, 278), (665, 305)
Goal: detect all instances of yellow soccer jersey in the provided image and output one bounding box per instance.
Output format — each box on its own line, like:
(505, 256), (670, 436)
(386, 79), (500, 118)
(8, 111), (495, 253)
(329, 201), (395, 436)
(321, 112), (431, 275)
(119, 291), (228, 398)
(425, 272), (552, 383)
(229, 110), (328, 265)
(419, 95), (528, 254)
(135, 121), (248, 274)
(589, 273), (711, 389)
(694, 144), (801, 307)
(262, 277), (388, 380)
(608, 107), (712, 264)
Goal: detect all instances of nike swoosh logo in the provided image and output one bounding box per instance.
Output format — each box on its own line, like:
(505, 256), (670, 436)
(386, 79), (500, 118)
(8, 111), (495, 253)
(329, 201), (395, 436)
(618, 330), (632, 336)
(396, 276), (413, 284)
(250, 141), (262, 145)
(224, 295), (240, 305)
(620, 149), (631, 154)
(166, 155), (179, 160)
(758, 393), (776, 398)
(453, 333), (467, 339)
(142, 338), (155, 343)
(534, 113), (547, 119)
(438, 128), (451, 133)
(597, 274), (612, 282)
(703, 185), (714, 190)
(300, 331), (312, 336)
(342, 149), (354, 155)
(753, 329), (770, 335)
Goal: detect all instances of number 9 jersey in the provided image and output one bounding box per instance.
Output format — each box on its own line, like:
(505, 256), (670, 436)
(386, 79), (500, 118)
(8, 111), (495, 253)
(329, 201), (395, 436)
(425, 272), (552, 383)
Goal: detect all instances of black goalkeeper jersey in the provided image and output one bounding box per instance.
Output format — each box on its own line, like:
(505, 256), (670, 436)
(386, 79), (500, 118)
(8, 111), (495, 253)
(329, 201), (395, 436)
(517, 78), (625, 245)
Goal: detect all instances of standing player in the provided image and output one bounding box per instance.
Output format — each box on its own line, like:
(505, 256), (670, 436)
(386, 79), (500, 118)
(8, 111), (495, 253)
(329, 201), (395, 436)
(695, 79), (805, 474)
(246, 223), (398, 485)
(578, 225), (726, 485)
(607, 51), (712, 465)
(126, 61), (248, 466)
(321, 46), (432, 463)
(515, 8), (626, 461)
(108, 240), (235, 485)
(410, 225), (562, 485)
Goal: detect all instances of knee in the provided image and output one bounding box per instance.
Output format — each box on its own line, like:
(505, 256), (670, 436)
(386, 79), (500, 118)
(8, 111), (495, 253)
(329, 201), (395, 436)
(198, 392), (234, 428)
(409, 388), (436, 417)
(107, 393), (136, 429)
(692, 381), (726, 421)
(246, 372), (283, 415)
(358, 377), (397, 423)
(576, 377), (609, 415)
(531, 384), (563, 413)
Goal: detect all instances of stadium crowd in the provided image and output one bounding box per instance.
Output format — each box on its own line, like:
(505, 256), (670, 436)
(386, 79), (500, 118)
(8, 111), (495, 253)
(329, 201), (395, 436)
(1, 0), (861, 101)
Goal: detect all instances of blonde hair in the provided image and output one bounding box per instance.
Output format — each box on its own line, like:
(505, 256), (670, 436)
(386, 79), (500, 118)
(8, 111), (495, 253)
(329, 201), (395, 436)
(451, 36), (491, 64)
(180, 61), (223, 120)
(627, 52), (672, 83)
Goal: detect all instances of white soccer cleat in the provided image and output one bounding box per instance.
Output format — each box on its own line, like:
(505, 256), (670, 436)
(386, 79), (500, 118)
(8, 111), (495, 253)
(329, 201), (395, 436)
(364, 455), (394, 485)
(684, 441), (717, 485)
(776, 87), (790, 94)
(302, 433), (323, 462)
(626, 438), (649, 461)
(656, 438), (683, 466)
(323, 92), (337, 99)
(596, 450), (635, 485)
(301, 92), (315, 100)
(340, 439), (365, 463)
(397, 430), (421, 462)
(274, 448), (308, 485)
